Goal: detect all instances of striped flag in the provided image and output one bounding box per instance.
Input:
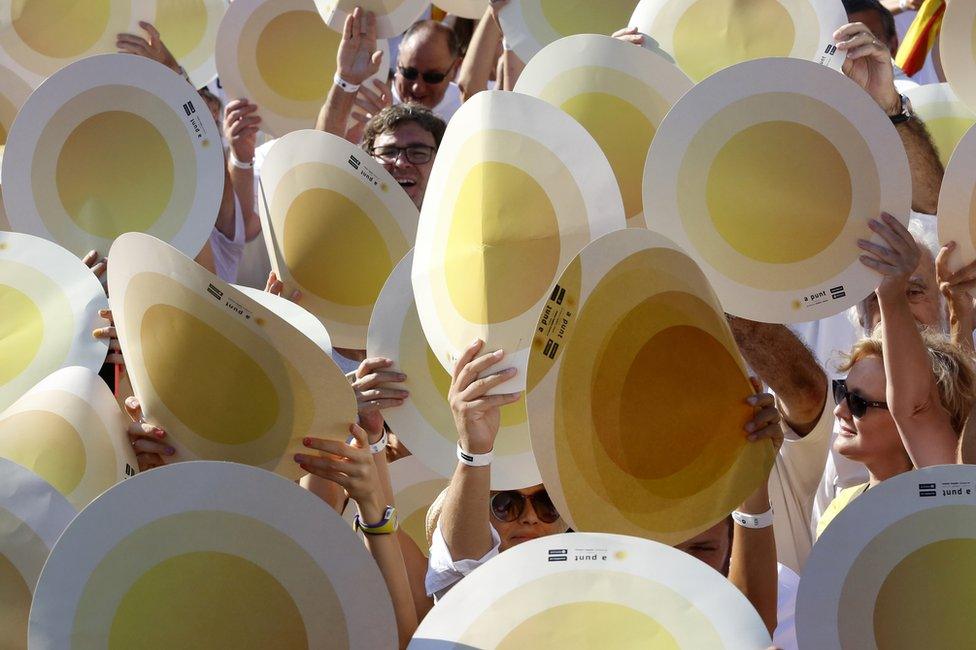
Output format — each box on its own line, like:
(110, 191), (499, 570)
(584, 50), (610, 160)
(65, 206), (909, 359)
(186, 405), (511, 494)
(895, 0), (946, 76)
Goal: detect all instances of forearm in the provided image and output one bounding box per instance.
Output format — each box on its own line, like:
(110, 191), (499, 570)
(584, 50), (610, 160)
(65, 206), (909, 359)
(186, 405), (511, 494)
(898, 117), (944, 214)
(213, 168), (237, 240)
(498, 49), (523, 90)
(459, 13), (502, 100)
(300, 474), (348, 513)
(316, 84), (357, 136)
(878, 285), (957, 464)
(728, 317), (827, 434)
(397, 530), (436, 621)
(358, 497), (418, 649)
(947, 298), (975, 353)
(728, 484), (777, 635)
(440, 462), (493, 561)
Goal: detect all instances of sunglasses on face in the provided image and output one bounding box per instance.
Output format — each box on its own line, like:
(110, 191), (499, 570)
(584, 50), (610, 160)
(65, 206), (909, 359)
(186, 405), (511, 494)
(369, 144), (436, 165)
(832, 379), (888, 419)
(490, 490), (560, 524)
(397, 64), (453, 84)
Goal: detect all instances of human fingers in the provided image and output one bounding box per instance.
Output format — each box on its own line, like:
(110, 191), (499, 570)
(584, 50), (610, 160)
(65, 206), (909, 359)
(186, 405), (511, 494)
(357, 388), (409, 404)
(857, 238), (899, 266)
(116, 42), (151, 58)
(873, 214), (917, 257)
(92, 325), (117, 341)
(302, 436), (361, 459)
(135, 452), (165, 471)
(131, 437), (175, 456)
(463, 393), (522, 411)
(82, 250), (98, 266)
(355, 357), (395, 379)
(936, 242), (955, 280)
(229, 115), (261, 136)
(832, 22), (872, 46)
(350, 110), (371, 125)
(354, 370), (406, 389)
(364, 9), (377, 39)
(343, 11), (356, 41)
(459, 366), (518, 401)
(139, 21), (162, 42)
(123, 396), (143, 423)
(348, 422), (369, 450)
(116, 34), (151, 52)
(454, 348), (506, 392)
(89, 258), (107, 278)
(127, 418), (166, 441)
(225, 104), (258, 125)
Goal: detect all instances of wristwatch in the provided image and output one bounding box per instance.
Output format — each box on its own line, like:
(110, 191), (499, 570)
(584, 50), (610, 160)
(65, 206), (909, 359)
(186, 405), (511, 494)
(354, 505), (398, 535)
(889, 93), (915, 125)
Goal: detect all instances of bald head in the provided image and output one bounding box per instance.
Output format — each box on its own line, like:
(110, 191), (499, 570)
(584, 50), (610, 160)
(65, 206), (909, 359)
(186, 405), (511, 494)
(394, 20), (461, 110)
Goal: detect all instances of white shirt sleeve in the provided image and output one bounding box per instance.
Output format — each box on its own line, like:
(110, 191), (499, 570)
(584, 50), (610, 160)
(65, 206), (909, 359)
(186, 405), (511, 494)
(767, 382), (833, 574)
(425, 524), (501, 601)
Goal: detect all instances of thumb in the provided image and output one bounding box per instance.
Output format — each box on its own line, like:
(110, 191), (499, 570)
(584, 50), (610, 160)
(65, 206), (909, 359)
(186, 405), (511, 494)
(349, 423), (369, 449)
(370, 50), (383, 67)
(749, 376), (763, 394)
(124, 396), (143, 422)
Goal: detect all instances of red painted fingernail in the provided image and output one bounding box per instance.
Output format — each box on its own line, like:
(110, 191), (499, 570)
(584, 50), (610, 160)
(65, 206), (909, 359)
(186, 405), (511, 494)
(153, 428), (165, 438)
(302, 437), (311, 446)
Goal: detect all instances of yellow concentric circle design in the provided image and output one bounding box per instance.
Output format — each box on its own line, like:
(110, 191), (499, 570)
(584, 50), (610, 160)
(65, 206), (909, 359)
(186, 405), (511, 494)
(409, 532), (771, 648)
(259, 129), (419, 349)
(153, 0), (227, 87)
(526, 229), (773, 544)
(1, 54), (223, 259)
(0, 231), (108, 412)
(904, 82), (976, 168)
(797, 465), (976, 649)
(628, 0), (847, 82)
(368, 251), (541, 490)
(937, 122), (976, 275)
(413, 90), (625, 394)
(107, 233), (356, 479)
(216, 0), (391, 136)
(28, 461), (397, 649)
(643, 57), (911, 323)
(314, 0), (430, 39)
(940, 0), (976, 114)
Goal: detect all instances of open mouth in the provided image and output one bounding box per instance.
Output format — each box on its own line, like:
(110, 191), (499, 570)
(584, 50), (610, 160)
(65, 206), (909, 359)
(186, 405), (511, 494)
(396, 178), (417, 188)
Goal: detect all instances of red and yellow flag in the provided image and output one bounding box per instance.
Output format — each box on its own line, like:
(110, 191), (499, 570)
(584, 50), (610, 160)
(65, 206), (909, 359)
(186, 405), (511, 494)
(895, 0), (946, 76)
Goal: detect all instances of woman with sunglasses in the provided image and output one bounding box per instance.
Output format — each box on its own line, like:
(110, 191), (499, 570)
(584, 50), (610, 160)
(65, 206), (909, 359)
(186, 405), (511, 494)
(817, 214), (976, 536)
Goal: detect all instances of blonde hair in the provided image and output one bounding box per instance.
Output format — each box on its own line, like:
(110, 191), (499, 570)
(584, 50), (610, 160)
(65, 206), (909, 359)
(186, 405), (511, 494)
(839, 330), (976, 434)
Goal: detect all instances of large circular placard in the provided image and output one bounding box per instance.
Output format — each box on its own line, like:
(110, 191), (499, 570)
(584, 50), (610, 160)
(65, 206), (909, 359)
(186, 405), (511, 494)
(497, 0), (641, 63)
(314, 0), (430, 39)
(387, 456), (450, 556)
(628, 0), (847, 82)
(0, 458), (75, 650)
(526, 228), (774, 544)
(235, 284), (334, 355)
(940, 0), (976, 114)
(796, 465), (976, 649)
(0, 366), (137, 510)
(28, 461), (397, 649)
(412, 90), (625, 392)
(216, 0), (391, 137)
(2, 54), (223, 259)
(0, 231), (107, 412)
(643, 57), (911, 323)
(107, 232), (356, 479)
(409, 532), (771, 648)
(515, 34), (691, 228)
(368, 251), (542, 489)
(937, 122), (976, 273)
(153, 0), (228, 87)
(0, 0), (138, 85)
(434, 0), (487, 19)
(905, 82), (976, 168)
(0, 63), (31, 148)
(259, 129), (419, 349)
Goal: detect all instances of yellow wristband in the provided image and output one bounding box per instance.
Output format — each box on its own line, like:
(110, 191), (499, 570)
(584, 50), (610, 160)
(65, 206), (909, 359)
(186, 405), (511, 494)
(354, 505), (398, 535)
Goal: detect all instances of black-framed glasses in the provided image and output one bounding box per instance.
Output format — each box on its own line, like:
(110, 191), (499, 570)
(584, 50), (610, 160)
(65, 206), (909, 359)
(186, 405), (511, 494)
(490, 490), (560, 524)
(369, 144), (436, 165)
(832, 379), (888, 419)
(397, 64), (454, 84)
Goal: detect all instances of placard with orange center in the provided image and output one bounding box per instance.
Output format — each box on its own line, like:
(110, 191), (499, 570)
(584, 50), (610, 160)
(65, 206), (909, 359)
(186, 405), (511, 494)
(152, 0), (228, 87)
(0, 458), (75, 650)
(216, 0), (391, 137)
(936, 123), (976, 273)
(107, 232), (356, 480)
(628, 0), (847, 82)
(796, 465), (976, 650)
(314, 0), (430, 40)
(905, 82), (976, 168)
(434, 0), (487, 20)
(940, 0), (976, 114)
(0, 0), (139, 86)
(28, 461), (397, 649)
(0, 366), (137, 510)
(643, 57), (911, 324)
(496, 0), (642, 63)
(0, 231), (108, 412)
(368, 251), (542, 489)
(259, 129), (419, 349)
(412, 90), (625, 393)
(409, 532), (771, 648)
(514, 34), (692, 229)
(1, 54), (224, 259)
(526, 229), (773, 545)
(236, 284), (334, 355)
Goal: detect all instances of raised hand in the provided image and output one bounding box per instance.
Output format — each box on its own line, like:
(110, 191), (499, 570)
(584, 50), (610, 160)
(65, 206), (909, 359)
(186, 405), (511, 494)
(124, 396), (174, 471)
(349, 358), (408, 437)
(117, 21), (181, 75)
(449, 340), (521, 455)
(834, 22), (900, 116)
(92, 308), (123, 366)
(857, 213), (921, 295)
(338, 8), (384, 86)
(224, 98), (261, 165)
(296, 423), (384, 515)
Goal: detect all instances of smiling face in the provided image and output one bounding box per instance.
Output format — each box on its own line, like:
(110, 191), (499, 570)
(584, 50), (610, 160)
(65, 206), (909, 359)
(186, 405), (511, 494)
(394, 27), (458, 110)
(490, 485), (569, 552)
(833, 356), (909, 470)
(370, 121), (437, 209)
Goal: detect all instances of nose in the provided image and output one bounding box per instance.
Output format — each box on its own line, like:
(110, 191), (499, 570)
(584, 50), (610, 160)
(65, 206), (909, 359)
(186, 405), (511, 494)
(410, 80), (424, 96)
(519, 497), (541, 525)
(834, 398), (850, 422)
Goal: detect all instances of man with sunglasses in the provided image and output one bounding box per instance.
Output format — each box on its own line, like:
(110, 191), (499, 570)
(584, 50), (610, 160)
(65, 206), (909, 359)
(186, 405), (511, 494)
(390, 20), (463, 121)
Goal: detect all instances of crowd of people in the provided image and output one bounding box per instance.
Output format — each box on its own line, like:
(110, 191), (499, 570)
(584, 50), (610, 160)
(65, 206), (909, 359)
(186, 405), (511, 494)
(5, 0), (976, 647)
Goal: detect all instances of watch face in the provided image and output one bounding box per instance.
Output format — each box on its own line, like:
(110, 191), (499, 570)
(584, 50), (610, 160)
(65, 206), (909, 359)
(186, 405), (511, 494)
(901, 94), (914, 117)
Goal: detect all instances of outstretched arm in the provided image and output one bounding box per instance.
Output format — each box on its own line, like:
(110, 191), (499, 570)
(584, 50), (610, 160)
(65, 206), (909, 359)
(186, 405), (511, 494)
(316, 8), (384, 137)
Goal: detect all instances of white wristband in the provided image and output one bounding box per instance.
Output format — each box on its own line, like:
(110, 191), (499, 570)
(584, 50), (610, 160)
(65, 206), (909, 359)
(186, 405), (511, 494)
(230, 153), (253, 170)
(457, 442), (492, 467)
(368, 430), (388, 455)
(731, 508), (774, 529)
(334, 73), (360, 93)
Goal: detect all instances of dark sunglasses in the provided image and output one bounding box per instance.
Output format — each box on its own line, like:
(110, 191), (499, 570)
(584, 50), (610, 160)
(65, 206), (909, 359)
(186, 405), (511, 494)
(832, 379), (888, 419)
(369, 144), (436, 165)
(397, 64), (453, 84)
(490, 490), (560, 524)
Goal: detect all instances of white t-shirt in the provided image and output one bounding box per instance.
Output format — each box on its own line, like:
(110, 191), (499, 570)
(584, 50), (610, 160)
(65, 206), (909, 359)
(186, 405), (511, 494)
(774, 563), (800, 650)
(391, 81), (463, 123)
(208, 195), (246, 283)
